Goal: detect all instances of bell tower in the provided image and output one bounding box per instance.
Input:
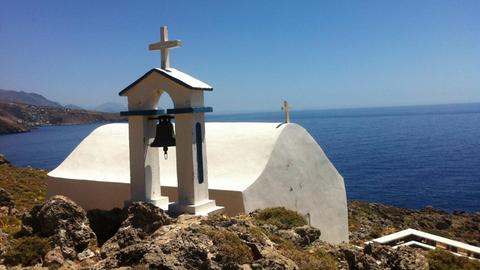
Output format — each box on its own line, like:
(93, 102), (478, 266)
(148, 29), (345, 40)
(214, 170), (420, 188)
(119, 26), (223, 215)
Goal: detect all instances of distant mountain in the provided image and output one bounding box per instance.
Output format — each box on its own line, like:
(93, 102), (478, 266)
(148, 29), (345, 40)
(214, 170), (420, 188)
(92, 102), (127, 113)
(64, 104), (84, 110)
(0, 89), (62, 108)
(0, 89), (128, 134)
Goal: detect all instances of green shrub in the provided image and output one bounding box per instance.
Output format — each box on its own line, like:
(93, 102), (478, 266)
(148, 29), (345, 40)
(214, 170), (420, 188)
(257, 227), (337, 270)
(0, 215), (21, 235)
(368, 226), (383, 238)
(427, 248), (480, 270)
(312, 247), (338, 270)
(201, 227), (253, 264)
(253, 207), (307, 230)
(276, 240), (337, 270)
(248, 226), (268, 244)
(3, 236), (51, 266)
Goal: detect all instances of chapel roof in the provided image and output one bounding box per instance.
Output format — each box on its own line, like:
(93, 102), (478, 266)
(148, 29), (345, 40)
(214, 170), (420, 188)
(48, 122), (286, 192)
(119, 68), (213, 96)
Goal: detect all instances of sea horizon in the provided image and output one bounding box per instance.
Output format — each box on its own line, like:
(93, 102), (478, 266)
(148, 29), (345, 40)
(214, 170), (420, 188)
(209, 101), (480, 117)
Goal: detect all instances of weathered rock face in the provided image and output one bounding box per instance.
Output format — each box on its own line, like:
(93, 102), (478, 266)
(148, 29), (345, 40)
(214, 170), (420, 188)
(43, 246), (65, 269)
(0, 188), (14, 209)
(273, 225), (321, 248)
(96, 212), (299, 270)
(21, 195), (97, 259)
(100, 202), (172, 258)
(1, 197), (463, 270)
(0, 154), (9, 165)
(0, 230), (8, 261)
(319, 242), (429, 270)
(87, 207), (127, 245)
(123, 201), (172, 234)
(294, 225), (322, 246)
(349, 201), (480, 247)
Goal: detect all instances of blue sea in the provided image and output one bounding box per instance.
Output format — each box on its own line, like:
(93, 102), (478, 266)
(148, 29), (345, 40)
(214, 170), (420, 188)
(1, 103), (479, 212)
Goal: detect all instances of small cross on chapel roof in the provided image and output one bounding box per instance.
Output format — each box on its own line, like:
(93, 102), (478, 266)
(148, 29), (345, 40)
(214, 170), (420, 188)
(149, 26), (181, 69)
(282, 100), (291, 123)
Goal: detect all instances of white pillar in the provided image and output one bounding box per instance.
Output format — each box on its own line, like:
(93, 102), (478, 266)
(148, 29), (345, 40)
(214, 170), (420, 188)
(127, 115), (169, 209)
(169, 112), (223, 215)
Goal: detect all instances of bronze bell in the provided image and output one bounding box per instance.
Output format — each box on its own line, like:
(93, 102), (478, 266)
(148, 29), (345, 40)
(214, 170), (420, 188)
(150, 115), (176, 159)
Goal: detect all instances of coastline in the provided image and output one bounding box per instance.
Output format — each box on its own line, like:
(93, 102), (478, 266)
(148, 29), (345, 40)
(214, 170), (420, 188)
(0, 101), (126, 135)
(0, 120), (127, 136)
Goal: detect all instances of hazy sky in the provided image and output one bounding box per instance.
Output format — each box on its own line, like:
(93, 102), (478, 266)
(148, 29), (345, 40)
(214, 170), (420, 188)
(0, 1), (479, 112)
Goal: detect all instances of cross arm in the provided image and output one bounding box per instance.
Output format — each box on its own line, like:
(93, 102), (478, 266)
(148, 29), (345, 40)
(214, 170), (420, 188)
(149, 40), (182, 51)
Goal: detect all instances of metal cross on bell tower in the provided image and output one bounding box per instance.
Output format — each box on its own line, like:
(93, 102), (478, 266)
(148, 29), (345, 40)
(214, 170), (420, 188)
(149, 26), (181, 69)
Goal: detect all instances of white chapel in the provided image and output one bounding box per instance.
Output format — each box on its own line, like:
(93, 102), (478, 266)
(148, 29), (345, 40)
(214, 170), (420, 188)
(47, 27), (349, 244)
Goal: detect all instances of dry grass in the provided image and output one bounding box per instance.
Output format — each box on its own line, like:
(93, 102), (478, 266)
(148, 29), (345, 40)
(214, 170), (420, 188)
(427, 248), (480, 270)
(0, 164), (47, 212)
(3, 236), (51, 266)
(271, 236), (337, 270)
(0, 216), (21, 235)
(201, 226), (254, 265)
(253, 207), (307, 230)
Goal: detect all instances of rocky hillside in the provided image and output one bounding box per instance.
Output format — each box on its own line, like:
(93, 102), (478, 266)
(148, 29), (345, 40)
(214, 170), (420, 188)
(0, 89), (62, 108)
(0, 157), (479, 269)
(349, 201), (480, 247)
(1, 196), (433, 270)
(0, 102), (125, 134)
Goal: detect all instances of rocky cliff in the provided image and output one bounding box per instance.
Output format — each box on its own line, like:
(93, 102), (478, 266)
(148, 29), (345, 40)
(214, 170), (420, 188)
(1, 195), (433, 270)
(0, 102), (125, 134)
(348, 201), (480, 247)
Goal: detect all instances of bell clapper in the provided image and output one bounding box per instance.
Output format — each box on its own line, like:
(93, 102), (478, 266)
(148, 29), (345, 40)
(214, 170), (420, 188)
(163, 147), (168, 160)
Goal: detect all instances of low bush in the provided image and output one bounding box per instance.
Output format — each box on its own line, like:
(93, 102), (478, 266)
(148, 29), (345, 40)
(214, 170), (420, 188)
(201, 227), (253, 264)
(253, 207), (307, 230)
(0, 215), (21, 235)
(427, 248), (480, 270)
(312, 247), (338, 269)
(3, 236), (50, 266)
(368, 226), (383, 238)
(257, 227), (337, 270)
(276, 240), (337, 270)
(248, 226), (268, 244)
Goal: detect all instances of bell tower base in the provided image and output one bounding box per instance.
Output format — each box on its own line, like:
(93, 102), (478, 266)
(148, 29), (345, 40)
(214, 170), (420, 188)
(147, 196), (171, 211)
(168, 200), (224, 216)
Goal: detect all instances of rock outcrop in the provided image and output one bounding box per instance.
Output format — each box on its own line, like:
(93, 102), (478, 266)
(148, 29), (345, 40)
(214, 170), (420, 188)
(100, 202), (172, 259)
(0, 230), (8, 260)
(87, 207), (127, 245)
(0, 154), (9, 165)
(0, 193), (477, 269)
(20, 195), (97, 259)
(319, 242), (429, 270)
(0, 188), (14, 209)
(96, 211), (300, 269)
(271, 225), (321, 248)
(349, 201), (480, 246)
